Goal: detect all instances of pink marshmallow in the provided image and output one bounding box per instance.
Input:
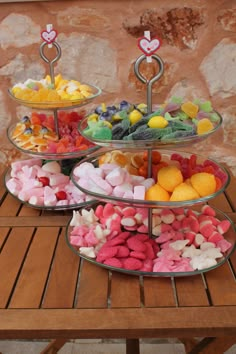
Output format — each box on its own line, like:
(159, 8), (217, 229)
(28, 196), (44, 206)
(18, 187), (44, 201)
(133, 185), (145, 200)
(105, 167), (126, 186)
(49, 174), (69, 186)
(113, 183), (133, 198)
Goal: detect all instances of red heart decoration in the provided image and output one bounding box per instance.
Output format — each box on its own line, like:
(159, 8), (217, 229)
(138, 36), (161, 56)
(41, 29), (58, 44)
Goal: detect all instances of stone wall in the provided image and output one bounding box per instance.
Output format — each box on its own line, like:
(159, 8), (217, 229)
(0, 0), (236, 175)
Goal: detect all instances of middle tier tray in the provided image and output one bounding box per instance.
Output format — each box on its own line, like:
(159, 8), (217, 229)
(71, 149), (230, 208)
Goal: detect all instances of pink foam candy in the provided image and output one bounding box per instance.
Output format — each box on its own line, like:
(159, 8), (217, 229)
(217, 239), (232, 253)
(153, 223), (173, 236)
(194, 233), (206, 246)
(121, 217), (136, 227)
(208, 231), (224, 244)
(199, 220), (216, 238)
(137, 225), (148, 233)
(217, 220), (231, 234)
(185, 231), (196, 245)
(103, 203), (115, 218)
(172, 219), (182, 230)
(161, 209), (175, 224)
(95, 204), (104, 219)
(121, 206), (136, 217)
(155, 232), (173, 244)
(201, 205), (216, 216)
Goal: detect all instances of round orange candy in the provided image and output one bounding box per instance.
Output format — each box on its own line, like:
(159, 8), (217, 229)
(145, 184), (170, 201)
(190, 172), (216, 197)
(157, 165), (183, 192)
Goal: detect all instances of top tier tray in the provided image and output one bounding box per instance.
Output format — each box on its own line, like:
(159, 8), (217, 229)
(8, 83), (101, 110)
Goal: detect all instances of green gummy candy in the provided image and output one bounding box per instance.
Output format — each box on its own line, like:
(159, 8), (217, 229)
(199, 101), (213, 112)
(170, 96), (183, 104)
(93, 127), (112, 140)
(171, 121), (193, 131)
(121, 118), (131, 130)
(210, 112), (221, 122)
(113, 110), (128, 121)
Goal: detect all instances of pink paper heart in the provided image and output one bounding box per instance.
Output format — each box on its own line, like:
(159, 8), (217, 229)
(41, 29), (57, 44)
(138, 37), (161, 56)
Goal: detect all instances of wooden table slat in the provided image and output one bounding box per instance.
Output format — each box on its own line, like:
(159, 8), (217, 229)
(0, 193), (21, 216)
(42, 227), (81, 309)
(175, 275), (210, 307)
(205, 254), (236, 306)
(110, 272), (142, 308)
(0, 227), (34, 308)
(76, 261), (109, 309)
(9, 227), (60, 309)
(143, 277), (176, 307)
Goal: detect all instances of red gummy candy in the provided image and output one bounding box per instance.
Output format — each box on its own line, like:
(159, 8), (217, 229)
(123, 257), (143, 270)
(103, 257), (123, 268)
(126, 237), (146, 252)
(96, 246), (118, 263)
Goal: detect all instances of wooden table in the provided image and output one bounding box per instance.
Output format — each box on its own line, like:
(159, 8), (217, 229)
(0, 170), (236, 354)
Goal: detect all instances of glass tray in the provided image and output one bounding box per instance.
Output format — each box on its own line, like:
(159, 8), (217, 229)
(5, 167), (96, 211)
(7, 123), (100, 160)
(8, 83), (101, 110)
(65, 205), (236, 277)
(71, 149), (230, 208)
(78, 110), (223, 149)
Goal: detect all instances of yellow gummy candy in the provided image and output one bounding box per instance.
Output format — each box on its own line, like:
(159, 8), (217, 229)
(197, 118), (214, 135)
(148, 116), (168, 129)
(181, 101), (199, 118)
(129, 109), (143, 125)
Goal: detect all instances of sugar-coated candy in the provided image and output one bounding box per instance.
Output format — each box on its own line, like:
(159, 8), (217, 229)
(68, 203), (233, 274)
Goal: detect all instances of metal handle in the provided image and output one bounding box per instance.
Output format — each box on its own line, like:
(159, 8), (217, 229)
(39, 41), (62, 87)
(134, 54), (164, 114)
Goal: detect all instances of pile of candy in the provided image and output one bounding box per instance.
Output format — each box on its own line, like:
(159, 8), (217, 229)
(10, 74), (94, 104)
(10, 111), (96, 154)
(6, 159), (94, 207)
(69, 203), (233, 272)
(72, 150), (228, 202)
(81, 97), (221, 142)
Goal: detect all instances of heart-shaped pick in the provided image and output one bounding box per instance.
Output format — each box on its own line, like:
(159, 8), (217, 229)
(138, 37), (161, 56)
(41, 29), (58, 44)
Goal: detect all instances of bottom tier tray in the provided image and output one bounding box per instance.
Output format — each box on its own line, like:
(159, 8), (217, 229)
(65, 203), (235, 277)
